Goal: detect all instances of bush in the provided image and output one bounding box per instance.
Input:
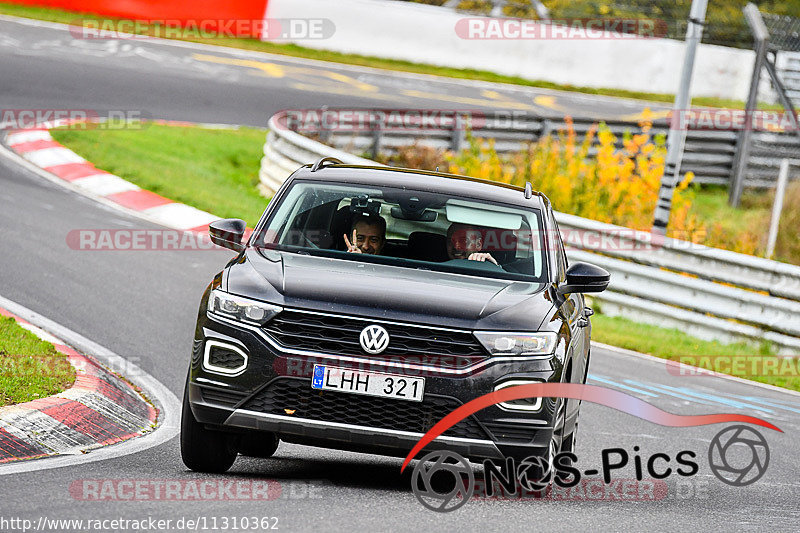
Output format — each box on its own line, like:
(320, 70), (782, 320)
(445, 114), (699, 238)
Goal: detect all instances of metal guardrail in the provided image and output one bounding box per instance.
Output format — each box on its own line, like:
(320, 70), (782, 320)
(260, 112), (800, 353)
(275, 109), (799, 189)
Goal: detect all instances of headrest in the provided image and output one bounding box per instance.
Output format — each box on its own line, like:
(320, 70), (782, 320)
(408, 231), (448, 262)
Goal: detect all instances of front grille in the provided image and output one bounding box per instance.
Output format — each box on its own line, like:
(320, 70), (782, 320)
(241, 377), (490, 440)
(264, 310), (486, 368)
(200, 387), (248, 407)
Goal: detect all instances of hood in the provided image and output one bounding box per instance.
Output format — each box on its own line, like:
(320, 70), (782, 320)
(225, 249), (555, 330)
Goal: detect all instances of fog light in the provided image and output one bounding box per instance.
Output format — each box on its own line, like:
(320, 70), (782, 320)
(203, 340), (248, 375)
(494, 380), (543, 412)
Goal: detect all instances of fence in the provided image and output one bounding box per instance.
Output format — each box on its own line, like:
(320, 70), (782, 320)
(260, 112), (800, 353)
(274, 109), (799, 189)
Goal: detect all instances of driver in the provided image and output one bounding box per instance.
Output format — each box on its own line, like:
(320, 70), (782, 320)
(446, 223), (498, 265)
(343, 214), (386, 255)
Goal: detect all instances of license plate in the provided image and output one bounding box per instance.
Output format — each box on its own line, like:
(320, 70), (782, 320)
(310, 365), (425, 402)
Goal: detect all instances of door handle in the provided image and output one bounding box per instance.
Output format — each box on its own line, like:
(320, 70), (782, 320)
(578, 317), (589, 328)
(584, 307), (594, 317)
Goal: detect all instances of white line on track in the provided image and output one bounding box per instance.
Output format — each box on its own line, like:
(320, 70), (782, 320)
(0, 295), (180, 476)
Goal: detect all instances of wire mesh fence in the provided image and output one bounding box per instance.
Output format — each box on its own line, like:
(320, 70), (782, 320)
(403, 0), (800, 49)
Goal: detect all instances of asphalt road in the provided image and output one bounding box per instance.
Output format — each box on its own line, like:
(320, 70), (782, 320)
(0, 14), (798, 533)
(0, 15), (668, 127)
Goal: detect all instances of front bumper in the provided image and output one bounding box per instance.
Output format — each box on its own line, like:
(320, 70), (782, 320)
(189, 312), (564, 461)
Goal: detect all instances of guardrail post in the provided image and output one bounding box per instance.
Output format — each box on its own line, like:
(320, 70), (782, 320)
(766, 158), (790, 259)
(451, 114), (465, 152)
(539, 119), (552, 141)
(652, 0), (708, 234)
(729, 3), (770, 207)
(370, 115), (384, 159)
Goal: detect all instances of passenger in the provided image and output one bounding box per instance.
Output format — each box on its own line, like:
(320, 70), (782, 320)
(446, 223), (498, 265)
(343, 214), (386, 255)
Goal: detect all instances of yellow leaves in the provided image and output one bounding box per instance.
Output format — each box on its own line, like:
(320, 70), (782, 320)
(445, 117), (702, 236)
(638, 107), (654, 133)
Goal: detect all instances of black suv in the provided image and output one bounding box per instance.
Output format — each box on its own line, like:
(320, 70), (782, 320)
(181, 159), (609, 473)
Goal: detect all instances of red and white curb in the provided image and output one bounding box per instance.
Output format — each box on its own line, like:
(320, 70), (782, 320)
(0, 307), (158, 464)
(1, 123), (248, 237)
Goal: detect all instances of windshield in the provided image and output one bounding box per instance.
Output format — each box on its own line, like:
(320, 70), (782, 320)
(253, 180), (547, 282)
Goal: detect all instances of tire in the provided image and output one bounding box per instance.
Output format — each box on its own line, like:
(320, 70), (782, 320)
(180, 385), (238, 473)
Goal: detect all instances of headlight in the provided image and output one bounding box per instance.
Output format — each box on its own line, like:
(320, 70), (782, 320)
(473, 331), (556, 356)
(207, 289), (282, 325)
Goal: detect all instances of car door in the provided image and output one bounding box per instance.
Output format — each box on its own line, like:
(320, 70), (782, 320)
(549, 213), (587, 428)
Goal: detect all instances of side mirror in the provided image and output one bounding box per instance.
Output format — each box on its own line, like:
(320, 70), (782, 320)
(209, 218), (247, 252)
(557, 262), (610, 295)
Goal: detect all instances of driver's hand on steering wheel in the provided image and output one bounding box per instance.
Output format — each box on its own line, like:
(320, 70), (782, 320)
(467, 252), (498, 265)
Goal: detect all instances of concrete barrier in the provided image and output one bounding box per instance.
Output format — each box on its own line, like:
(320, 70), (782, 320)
(265, 0), (754, 101)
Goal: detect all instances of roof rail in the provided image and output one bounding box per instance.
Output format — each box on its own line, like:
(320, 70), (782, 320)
(524, 182), (533, 199)
(310, 156), (344, 172)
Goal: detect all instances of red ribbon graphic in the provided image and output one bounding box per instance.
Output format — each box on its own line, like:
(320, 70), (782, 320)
(400, 383), (782, 472)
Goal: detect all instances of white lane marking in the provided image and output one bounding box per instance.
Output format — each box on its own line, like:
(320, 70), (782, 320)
(22, 147), (85, 167)
(71, 174), (140, 196)
(6, 130), (52, 145)
(143, 202), (220, 230)
(0, 295), (180, 476)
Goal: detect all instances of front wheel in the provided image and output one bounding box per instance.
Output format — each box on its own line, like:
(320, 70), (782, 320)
(180, 386), (238, 473)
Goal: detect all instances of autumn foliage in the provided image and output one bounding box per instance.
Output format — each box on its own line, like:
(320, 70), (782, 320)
(445, 114), (702, 240)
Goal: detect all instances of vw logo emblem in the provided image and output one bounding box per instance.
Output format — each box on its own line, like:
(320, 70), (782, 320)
(359, 325), (390, 354)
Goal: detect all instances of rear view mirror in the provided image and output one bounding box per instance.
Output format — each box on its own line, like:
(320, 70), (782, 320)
(557, 262), (610, 295)
(390, 206), (437, 222)
(209, 218), (247, 252)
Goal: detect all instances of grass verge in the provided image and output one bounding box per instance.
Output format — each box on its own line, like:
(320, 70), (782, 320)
(0, 1), (754, 109)
(51, 124), (270, 225)
(591, 313), (799, 392)
(0, 315), (76, 407)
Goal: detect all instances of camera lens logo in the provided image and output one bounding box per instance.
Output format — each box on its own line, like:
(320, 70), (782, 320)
(708, 425), (769, 486)
(410, 451), (474, 512)
(516, 455), (553, 492)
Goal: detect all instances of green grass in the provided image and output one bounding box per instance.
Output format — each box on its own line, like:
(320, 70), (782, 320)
(591, 313), (800, 392)
(0, 315), (76, 406)
(51, 124), (270, 225)
(0, 1), (756, 110)
(689, 186), (771, 235)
